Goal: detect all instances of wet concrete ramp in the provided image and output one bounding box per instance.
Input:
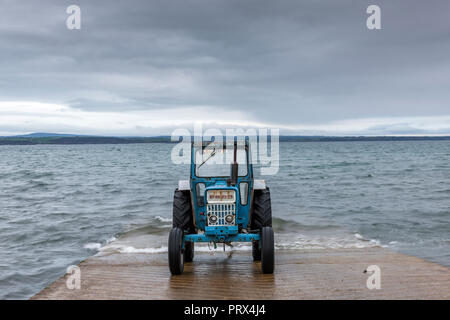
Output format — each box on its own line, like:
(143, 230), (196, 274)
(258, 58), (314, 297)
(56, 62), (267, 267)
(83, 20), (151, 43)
(32, 248), (450, 300)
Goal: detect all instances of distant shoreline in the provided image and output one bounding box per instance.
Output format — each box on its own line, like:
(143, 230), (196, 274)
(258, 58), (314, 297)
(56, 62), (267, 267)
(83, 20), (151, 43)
(1, 135), (450, 145)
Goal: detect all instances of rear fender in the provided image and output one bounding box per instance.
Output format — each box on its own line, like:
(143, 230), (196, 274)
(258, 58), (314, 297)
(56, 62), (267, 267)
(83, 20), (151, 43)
(253, 180), (266, 190)
(178, 180), (190, 191)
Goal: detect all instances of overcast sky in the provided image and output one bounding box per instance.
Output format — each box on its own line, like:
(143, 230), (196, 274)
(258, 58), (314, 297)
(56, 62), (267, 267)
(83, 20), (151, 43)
(0, 0), (449, 136)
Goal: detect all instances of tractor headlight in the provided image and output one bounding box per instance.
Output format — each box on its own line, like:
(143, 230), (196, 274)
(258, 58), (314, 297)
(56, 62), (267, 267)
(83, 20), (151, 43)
(209, 215), (218, 224)
(225, 214), (234, 224)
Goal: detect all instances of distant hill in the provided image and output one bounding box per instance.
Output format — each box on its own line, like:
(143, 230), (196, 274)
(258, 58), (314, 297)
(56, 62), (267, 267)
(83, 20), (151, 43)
(0, 133), (449, 145)
(0, 135), (171, 145)
(11, 132), (85, 138)
(278, 135), (450, 142)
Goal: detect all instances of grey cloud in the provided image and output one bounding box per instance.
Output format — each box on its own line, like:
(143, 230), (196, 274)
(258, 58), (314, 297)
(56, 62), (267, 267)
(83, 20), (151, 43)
(0, 0), (449, 133)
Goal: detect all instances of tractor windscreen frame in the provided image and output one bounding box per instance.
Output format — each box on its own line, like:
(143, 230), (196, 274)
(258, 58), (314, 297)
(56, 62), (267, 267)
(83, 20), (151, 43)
(192, 141), (249, 178)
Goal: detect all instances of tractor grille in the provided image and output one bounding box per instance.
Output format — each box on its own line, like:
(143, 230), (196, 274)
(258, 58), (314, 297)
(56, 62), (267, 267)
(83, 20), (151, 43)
(207, 203), (236, 226)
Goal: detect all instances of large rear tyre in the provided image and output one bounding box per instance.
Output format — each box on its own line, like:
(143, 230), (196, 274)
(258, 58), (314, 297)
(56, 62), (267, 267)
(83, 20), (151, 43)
(173, 189), (194, 233)
(184, 241), (194, 262)
(251, 188), (272, 230)
(252, 241), (261, 261)
(261, 226), (274, 274)
(168, 227), (184, 275)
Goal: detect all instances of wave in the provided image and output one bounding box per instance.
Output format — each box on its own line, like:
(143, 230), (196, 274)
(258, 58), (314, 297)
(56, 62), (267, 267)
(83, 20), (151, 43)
(154, 215), (172, 223)
(110, 216), (342, 241)
(91, 230), (383, 255)
(271, 217), (341, 232)
(83, 236), (117, 251)
(82, 215), (383, 255)
(84, 243), (102, 250)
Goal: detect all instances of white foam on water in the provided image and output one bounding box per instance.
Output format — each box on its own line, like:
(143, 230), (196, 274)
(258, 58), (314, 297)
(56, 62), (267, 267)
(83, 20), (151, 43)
(108, 246), (168, 254)
(276, 235), (383, 250)
(157, 224), (172, 229)
(84, 236), (117, 251)
(154, 216), (172, 223)
(93, 231), (385, 255)
(107, 236), (117, 243)
(84, 243), (102, 250)
(354, 233), (366, 240)
(97, 242), (253, 254)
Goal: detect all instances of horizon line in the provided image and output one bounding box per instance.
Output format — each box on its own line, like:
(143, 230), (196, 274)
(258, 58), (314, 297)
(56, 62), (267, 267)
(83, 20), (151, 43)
(2, 132), (450, 138)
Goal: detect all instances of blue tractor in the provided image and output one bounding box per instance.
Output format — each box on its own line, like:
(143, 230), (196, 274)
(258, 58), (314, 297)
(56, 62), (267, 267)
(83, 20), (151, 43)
(168, 139), (274, 275)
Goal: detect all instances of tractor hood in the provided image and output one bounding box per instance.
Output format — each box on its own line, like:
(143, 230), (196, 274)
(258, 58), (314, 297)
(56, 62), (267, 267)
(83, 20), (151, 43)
(205, 181), (238, 193)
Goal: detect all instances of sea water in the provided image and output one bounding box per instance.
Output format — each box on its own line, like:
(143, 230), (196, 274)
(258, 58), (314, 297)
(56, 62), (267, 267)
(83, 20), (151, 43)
(0, 141), (449, 299)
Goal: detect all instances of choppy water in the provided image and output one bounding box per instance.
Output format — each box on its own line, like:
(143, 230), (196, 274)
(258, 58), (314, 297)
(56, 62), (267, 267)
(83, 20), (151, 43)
(0, 141), (449, 299)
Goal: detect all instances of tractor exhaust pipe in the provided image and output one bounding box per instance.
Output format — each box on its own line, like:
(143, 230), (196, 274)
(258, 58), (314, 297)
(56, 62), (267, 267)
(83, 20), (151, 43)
(230, 141), (238, 186)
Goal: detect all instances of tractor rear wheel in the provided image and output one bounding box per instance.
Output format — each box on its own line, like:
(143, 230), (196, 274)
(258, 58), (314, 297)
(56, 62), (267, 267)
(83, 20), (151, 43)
(251, 188), (272, 230)
(168, 227), (184, 275)
(184, 241), (194, 262)
(260, 226), (274, 274)
(173, 189), (195, 233)
(252, 241), (261, 261)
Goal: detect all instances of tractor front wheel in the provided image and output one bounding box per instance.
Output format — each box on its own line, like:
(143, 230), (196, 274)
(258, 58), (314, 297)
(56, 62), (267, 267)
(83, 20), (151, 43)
(260, 226), (274, 274)
(168, 227), (184, 275)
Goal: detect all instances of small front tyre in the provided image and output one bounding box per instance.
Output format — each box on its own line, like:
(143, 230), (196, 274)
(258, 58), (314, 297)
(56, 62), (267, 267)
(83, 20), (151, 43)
(168, 227), (184, 275)
(260, 226), (274, 274)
